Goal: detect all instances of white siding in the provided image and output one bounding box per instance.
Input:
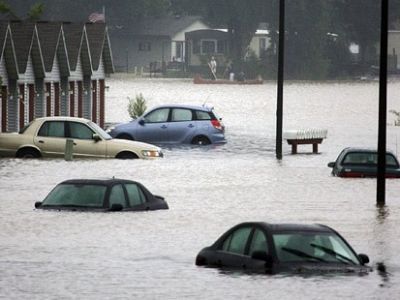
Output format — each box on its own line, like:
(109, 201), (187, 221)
(91, 56), (105, 80)
(18, 56), (35, 84)
(45, 55), (61, 82)
(0, 55), (8, 85)
(69, 56), (84, 81)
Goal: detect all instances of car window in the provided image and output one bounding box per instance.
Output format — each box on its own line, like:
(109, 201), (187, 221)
(222, 227), (252, 255)
(68, 122), (95, 140)
(273, 233), (359, 264)
(343, 152), (399, 167)
(248, 229), (268, 256)
(109, 184), (126, 208)
(144, 108), (169, 123)
(38, 121), (65, 138)
(42, 184), (106, 207)
(195, 110), (211, 120)
(171, 108), (192, 121)
(125, 183), (146, 206)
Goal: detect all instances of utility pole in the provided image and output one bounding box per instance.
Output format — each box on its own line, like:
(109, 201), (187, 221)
(377, 0), (388, 205)
(276, 0), (285, 160)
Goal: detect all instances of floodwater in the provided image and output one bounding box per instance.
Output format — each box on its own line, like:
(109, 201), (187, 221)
(1, 76), (400, 299)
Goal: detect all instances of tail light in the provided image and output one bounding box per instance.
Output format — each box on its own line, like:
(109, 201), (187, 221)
(211, 119), (224, 131)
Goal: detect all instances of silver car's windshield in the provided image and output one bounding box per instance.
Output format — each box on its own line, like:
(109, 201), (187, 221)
(42, 184), (106, 207)
(273, 232), (359, 265)
(88, 121), (112, 140)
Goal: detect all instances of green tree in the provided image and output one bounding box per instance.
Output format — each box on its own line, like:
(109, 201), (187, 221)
(27, 2), (44, 21)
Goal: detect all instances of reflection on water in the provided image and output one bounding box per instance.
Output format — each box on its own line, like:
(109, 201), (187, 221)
(1, 77), (400, 299)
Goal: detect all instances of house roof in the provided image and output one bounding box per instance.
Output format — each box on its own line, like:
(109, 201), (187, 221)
(62, 23), (84, 71)
(85, 23), (106, 71)
(9, 21), (35, 74)
(36, 22), (62, 72)
(117, 15), (206, 37)
(0, 22), (8, 57)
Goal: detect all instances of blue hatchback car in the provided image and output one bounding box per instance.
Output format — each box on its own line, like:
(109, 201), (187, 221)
(107, 104), (226, 145)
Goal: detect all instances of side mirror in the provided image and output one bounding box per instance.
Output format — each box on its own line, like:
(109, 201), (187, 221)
(109, 203), (123, 211)
(327, 162), (335, 168)
(34, 201), (42, 208)
(358, 253), (370, 265)
(93, 133), (101, 142)
(138, 119), (145, 126)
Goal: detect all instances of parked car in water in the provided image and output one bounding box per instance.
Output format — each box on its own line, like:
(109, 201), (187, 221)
(0, 117), (163, 159)
(35, 178), (168, 212)
(328, 147), (400, 178)
(107, 104), (226, 145)
(195, 222), (371, 274)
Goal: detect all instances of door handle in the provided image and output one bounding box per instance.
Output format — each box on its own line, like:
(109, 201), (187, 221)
(73, 142), (77, 146)
(161, 125), (167, 129)
(38, 140), (44, 144)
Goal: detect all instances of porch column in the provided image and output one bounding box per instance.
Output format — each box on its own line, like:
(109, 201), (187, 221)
(18, 84), (25, 130)
(1, 86), (7, 132)
(99, 79), (105, 128)
(28, 84), (35, 122)
(78, 81), (83, 117)
(45, 82), (51, 116)
(54, 82), (60, 116)
(91, 80), (97, 123)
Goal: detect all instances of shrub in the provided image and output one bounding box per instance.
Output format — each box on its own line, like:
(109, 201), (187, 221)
(127, 93), (147, 119)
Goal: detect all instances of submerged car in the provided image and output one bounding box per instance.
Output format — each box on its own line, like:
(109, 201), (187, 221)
(107, 104), (226, 145)
(35, 178), (168, 211)
(0, 117), (163, 159)
(328, 147), (400, 178)
(196, 222), (371, 274)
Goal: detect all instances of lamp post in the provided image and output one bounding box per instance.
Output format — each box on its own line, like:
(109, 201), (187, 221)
(276, 0), (285, 160)
(377, 0), (389, 205)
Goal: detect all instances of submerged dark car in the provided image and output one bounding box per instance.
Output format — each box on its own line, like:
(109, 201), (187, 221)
(196, 222), (371, 274)
(35, 178), (168, 212)
(328, 147), (400, 178)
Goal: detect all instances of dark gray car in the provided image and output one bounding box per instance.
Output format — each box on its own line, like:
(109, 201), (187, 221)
(35, 178), (168, 212)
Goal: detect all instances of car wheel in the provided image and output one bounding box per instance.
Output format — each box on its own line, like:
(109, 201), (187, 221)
(191, 136), (211, 145)
(116, 133), (134, 140)
(17, 148), (41, 158)
(116, 152), (139, 159)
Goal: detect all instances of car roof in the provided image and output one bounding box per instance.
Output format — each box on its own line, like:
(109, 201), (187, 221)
(59, 178), (139, 186)
(151, 104), (213, 111)
(342, 147), (396, 155)
(36, 116), (91, 123)
(237, 222), (334, 233)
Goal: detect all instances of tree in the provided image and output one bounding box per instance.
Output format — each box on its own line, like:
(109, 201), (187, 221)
(27, 2), (44, 21)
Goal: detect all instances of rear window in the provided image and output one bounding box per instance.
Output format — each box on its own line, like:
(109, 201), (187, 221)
(195, 110), (212, 120)
(342, 152), (399, 168)
(42, 184), (106, 207)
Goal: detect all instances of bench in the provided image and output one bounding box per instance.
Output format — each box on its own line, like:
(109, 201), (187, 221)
(284, 129), (327, 154)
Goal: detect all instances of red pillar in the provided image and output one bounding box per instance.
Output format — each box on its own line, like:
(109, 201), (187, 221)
(28, 84), (35, 122)
(46, 82), (51, 116)
(91, 80), (97, 123)
(78, 81), (83, 117)
(54, 82), (60, 116)
(19, 84), (25, 130)
(69, 81), (75, 116)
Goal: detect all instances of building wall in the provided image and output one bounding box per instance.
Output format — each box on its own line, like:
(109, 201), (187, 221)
(111, 35), (170, 71)
(389, 31), (400, 69)
(0, 55), (8, 84)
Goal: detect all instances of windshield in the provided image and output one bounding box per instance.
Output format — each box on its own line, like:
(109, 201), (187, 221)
(42, 184), (107, 208)
(19, 121), (34, 134)
(88, 121), (112, 140)
(273, 232), (360, 265)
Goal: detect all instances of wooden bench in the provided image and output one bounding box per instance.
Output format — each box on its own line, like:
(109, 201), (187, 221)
(284, 129), (327, 154)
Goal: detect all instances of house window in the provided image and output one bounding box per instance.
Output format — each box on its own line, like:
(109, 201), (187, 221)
(139, 42), (151, 51)
(201, 39), (217, 54)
